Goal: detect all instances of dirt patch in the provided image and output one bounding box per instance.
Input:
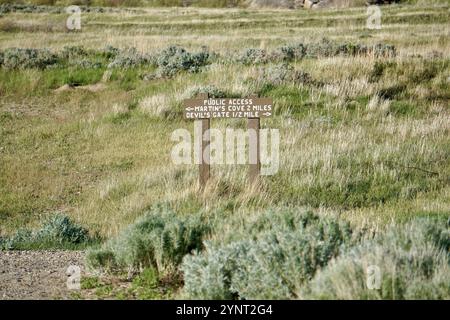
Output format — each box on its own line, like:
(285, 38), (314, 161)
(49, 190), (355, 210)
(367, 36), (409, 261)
(54, 84), (72, 93)
(54, 83), (107, 93)
(0, 250), (85, 300)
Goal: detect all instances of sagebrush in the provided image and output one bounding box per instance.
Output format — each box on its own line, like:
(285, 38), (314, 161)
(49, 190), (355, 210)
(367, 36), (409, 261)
(86, 206), (211, 274)
(182, 210), (355, 299)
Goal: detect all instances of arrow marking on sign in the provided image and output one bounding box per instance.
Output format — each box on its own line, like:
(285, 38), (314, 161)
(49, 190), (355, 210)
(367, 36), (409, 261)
(263, 112), (271, 116)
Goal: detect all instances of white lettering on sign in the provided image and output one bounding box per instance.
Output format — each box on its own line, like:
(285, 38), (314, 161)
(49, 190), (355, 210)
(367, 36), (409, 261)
(183, 98), (273, 119)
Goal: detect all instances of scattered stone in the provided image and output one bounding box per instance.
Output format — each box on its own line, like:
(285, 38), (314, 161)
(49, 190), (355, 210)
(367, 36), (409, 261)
(0, 250), (85, 300)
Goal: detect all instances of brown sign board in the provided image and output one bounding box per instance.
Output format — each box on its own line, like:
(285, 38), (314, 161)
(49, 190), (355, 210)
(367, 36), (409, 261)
(183, 98), (273, 119)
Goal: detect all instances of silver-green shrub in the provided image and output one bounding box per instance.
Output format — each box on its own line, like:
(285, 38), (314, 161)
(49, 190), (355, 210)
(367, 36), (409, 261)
(101, 45), (120, 59)
(155, 45), (210, 78)
(271, 43), (306, 61)
(301, 218), (450, 299)
(256, 63), (312, 86)
(107, 47), (152, 69)
(372, 43), (397, 58)
(86, 206), (211, 274)
(0, 214), (90, 249)
(305, 38), (396, 58)
(235, 41), (395, 65)
(185, 85), (227, 98)
(60, 45), (88, 60)
(237, 48), (269, 65)
(182, 210), (354, 299)
(35, 214), (90, 244)
(1, 48), (58, 69)
(0, 4), (135, 14)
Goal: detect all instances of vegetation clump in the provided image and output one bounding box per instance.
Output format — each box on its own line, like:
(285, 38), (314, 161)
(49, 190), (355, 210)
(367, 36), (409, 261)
(305, 38), (396, 58)
(0, 214), (91, 250)
(107, 47), (151, 69)
(271, 43), (307, 61)
(0, 48), (58, 69)
(185, 85), (228, 98)
(237, 48), (269, 65)
(0, 3), (64, 14)
(257, 63), (313, 86)
(101, 45), (120, 59)
(182, 210), (354, 299)
(60, 45), (89, 60)
(154, 45), (211, 78)
(86, 206), (211, 274)
(0, 3), (138, 14)
(302, 218), (450, 299)
(236, 40), (396, 65)
(182, 212), (449, 300)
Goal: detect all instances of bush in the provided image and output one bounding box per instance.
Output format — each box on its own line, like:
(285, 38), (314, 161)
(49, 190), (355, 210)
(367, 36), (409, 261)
(155, 45), (210, 78)
(256, 63), (313, 86)
(0, 3), (122, 14)
(302, 218), (450, 299)
(305, 38), (355, 57)
(101, 45), (120, 59)
(1, 48), (58, 69)
(35, 214), (90, 243)
(0, 214), (91, 249)
(29, 0), (56, 5)
(60, 45), (89, 60)
(248, 0), (300, 8)
(0, 46), (113, 70)
(107, 47), (151, 69)
(182, 210), (354, 299)
(235, 41), (395, 65)
(185, 85), (227, 98)
(237, 48), (269, 65)
(86, 206), (211, 274)
(59, 46), (105, 69)
(271, 43), (306, 61)
(96, 0), (142, 6)
(371, 43), (396, 58)
(304, 38), (396, 58)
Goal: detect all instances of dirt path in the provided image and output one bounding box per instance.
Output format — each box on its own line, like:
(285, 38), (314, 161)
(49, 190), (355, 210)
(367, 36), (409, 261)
(0, 250), (85, 300)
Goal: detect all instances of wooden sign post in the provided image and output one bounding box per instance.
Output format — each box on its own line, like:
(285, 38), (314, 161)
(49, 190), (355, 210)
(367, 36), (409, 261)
(197, 93), (210, 187)
(248, 117), (260, 184)
(183, 95), (273, 187)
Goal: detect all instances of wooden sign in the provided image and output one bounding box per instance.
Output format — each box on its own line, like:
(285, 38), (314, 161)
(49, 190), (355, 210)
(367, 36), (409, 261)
(183, 98), (273, 119)
(184, 94), (272, 188)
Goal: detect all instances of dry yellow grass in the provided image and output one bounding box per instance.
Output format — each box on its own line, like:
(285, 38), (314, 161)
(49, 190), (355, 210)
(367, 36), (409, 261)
(0, 4), (449, 238)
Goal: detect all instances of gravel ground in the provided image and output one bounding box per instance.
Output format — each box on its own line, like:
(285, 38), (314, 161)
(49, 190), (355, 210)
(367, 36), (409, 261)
(0, 250), (85, 300)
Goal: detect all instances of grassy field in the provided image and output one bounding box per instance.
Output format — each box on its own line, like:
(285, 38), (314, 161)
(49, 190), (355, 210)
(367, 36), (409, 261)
(0, 3), (449, 299)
